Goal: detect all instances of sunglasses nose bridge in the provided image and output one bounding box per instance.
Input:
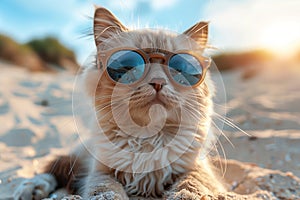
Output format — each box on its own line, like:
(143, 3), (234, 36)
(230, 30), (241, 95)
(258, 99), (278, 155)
(148, 53), (167, 64)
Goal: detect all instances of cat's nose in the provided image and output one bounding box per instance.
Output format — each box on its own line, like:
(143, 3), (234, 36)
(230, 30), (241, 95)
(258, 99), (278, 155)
(149, 78), (166, 92)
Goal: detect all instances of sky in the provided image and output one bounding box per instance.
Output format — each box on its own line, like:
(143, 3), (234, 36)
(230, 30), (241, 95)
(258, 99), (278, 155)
(0, 0), (300, 64)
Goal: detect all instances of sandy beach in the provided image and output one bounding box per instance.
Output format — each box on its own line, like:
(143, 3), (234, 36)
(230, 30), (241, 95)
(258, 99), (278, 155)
(0, 59), (299, 199)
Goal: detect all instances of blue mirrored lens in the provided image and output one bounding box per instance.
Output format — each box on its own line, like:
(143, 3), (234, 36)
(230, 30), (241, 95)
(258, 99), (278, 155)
(107, 50), (145, 84)
(168, 54), (203, 86)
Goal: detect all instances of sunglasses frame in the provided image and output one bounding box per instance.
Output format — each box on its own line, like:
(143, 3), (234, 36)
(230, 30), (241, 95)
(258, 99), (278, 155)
(97, 47), (211, 88)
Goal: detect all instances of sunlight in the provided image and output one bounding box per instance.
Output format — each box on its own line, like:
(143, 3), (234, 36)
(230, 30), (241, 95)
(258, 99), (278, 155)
(259, 21), (300, 56)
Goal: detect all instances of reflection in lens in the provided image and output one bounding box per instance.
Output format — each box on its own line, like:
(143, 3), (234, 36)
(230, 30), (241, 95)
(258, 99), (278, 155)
(169, 54), (203, 86)
(107, 50), (145, 84)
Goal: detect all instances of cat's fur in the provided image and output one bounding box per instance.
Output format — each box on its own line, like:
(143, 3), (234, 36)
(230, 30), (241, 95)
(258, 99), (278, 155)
(14, 6), (226, 200)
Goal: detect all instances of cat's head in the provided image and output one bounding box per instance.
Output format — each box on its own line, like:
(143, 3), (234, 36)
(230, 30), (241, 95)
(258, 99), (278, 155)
(83, 7), (214, 140)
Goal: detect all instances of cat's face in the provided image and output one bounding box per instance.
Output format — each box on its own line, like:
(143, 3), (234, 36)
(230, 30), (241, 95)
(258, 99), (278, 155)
(85, 7), (213, 139)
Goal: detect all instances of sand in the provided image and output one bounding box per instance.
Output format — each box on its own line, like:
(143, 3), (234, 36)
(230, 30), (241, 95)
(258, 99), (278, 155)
(0, 59), (299, 199)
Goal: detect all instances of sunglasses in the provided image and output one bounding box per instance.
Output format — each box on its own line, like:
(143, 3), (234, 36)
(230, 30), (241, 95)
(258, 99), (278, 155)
(97, 48), (211, 87)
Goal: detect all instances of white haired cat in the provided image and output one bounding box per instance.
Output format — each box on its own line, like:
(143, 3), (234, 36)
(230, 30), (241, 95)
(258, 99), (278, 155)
(14, 6), (226, 200)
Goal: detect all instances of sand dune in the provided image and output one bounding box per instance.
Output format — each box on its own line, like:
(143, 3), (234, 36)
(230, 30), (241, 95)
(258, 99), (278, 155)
(0, 60), (299, 199)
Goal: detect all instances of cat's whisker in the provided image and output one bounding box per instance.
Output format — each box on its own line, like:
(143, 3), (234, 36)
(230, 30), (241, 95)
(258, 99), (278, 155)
(184, 98), (244, 139)
(181, 101), (209, 118)
(213, 137), (228, 178)
(94, 93), (136, 105)
(95, 96), (133, 111)
(95, 94), (144, 117)
(210, 117), (234, 148)
(213, 102), (229, 111)
(184, 94), (207, 102)
(185, 100), (234, 146)
(184, 106), (229, 177)
(94, 94), (130, 100)
(180, 103), (204, 118)
(184, 97), (245, 143)
(213, 112), (250, 136)
(95, 102), (123, 116)
(183, 102), (229, 144)
(184, 102), (207, 110)
(68, 155), (80, 177)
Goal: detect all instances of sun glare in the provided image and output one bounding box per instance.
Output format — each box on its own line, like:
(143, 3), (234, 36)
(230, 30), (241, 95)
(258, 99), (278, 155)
(259, 21), (300, 56)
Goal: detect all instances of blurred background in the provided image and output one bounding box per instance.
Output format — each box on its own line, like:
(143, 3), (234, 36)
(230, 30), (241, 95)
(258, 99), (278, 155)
(1, 0), (300, 69)
(0, 1), (300, 198)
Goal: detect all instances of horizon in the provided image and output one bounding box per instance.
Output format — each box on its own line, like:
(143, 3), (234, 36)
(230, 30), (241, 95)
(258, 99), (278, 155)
(0, 0), (300, 64)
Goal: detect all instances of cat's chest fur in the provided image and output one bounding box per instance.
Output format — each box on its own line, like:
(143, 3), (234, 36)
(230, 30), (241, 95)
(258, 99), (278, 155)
(94, 127), (203, 197)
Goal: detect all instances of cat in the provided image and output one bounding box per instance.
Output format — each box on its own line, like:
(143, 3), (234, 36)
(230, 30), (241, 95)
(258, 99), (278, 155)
(14, 6), (226, 200)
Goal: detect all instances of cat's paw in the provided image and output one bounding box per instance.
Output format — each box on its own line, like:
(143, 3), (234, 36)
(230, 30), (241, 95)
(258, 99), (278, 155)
(13, 173), (57, 200)
(165, 189), (209, 200)
(89, 191), (127, 200)
(60, 195), (83, 200)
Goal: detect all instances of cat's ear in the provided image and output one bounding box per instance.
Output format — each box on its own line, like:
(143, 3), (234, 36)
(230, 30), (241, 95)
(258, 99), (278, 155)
(93, 6), (128, 47)
(183, 22), (209, 47)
